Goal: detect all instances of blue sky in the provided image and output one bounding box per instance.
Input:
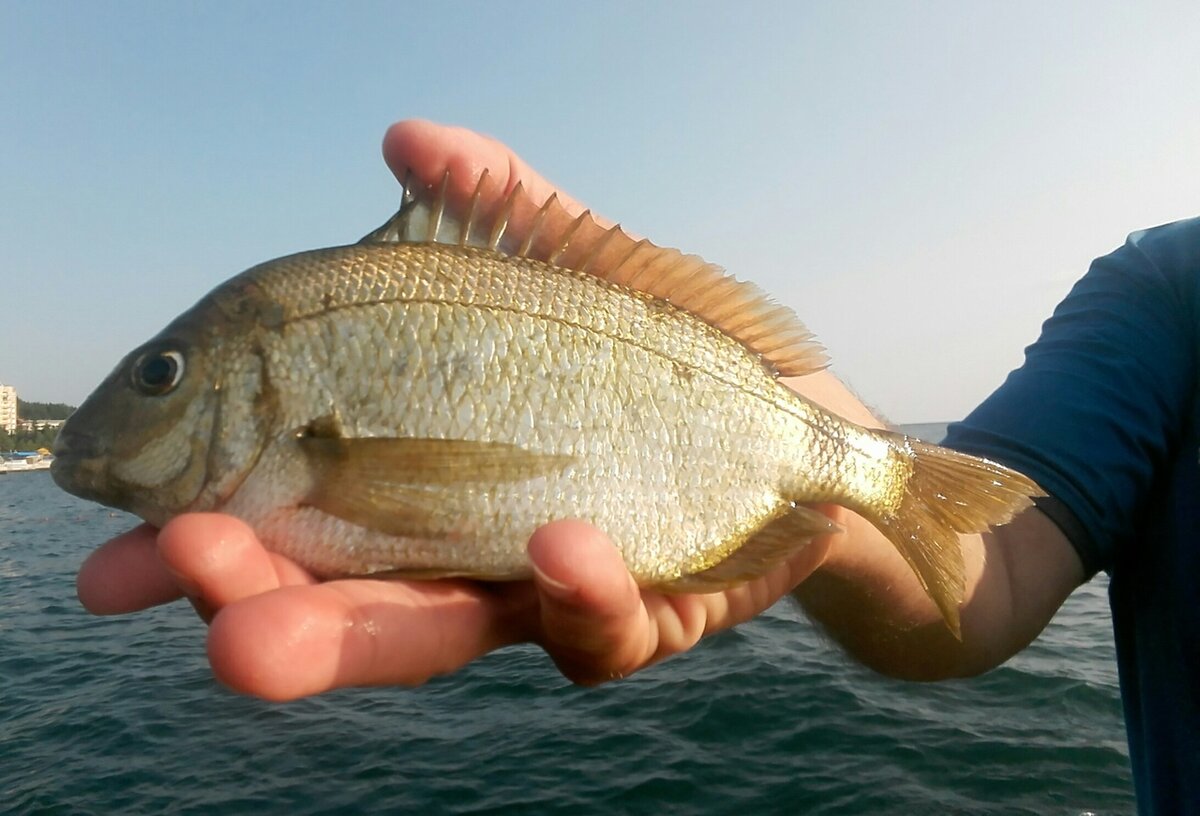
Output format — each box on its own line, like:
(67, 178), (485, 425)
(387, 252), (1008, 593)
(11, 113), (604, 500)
(2, 1), (1199, 422)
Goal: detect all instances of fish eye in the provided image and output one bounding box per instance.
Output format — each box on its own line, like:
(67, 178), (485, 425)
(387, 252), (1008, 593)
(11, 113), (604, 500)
(131, 349), (186, 396)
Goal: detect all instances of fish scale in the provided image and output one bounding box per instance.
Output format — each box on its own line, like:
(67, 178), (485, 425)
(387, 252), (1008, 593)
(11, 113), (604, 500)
(233, 258), (794, 580)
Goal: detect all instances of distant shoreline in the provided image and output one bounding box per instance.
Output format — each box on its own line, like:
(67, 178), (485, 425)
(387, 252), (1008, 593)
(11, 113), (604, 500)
(898, 422), (950, 443)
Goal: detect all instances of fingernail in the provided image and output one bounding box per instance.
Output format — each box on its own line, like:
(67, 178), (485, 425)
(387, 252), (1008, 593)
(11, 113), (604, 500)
(532, 564), (577, 601)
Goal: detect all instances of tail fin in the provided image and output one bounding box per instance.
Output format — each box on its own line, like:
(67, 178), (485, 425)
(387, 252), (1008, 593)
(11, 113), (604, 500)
(871, 433), (1042, 639)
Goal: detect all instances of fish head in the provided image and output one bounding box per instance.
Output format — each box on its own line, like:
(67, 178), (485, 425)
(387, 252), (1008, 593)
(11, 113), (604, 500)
(53, 287), (274, 526)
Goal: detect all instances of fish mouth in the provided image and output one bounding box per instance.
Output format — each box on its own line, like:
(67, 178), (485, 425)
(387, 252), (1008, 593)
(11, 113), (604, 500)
(51, 430), (112, 503)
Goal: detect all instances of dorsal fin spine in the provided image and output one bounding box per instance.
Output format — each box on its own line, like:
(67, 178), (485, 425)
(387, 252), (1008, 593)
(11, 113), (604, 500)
(657, 266), (700, 302)
(519, 194), (557, 258)
(682, 277), (740, 313)
(633, 254), (686, 292)
(427, 171), (449, 243)
(460, 169), (489, 247)
(489, 183), (522, 250)
(732, 309), (794, 340)
(608, 238), (651, 284)
(548, 211), (589, 265)
(401, 169), (414, 204)
(579, 224), (622, 274)
(624, 249), (679, 291)
(659, 257), (707, 295)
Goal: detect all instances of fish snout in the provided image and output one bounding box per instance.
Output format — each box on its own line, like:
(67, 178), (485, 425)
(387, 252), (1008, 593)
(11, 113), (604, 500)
(50, 429), (111, 500)
(53, 428), (101, 461)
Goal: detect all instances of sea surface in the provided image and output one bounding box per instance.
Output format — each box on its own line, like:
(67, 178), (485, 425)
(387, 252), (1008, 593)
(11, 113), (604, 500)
(2, 445), (1134, 815)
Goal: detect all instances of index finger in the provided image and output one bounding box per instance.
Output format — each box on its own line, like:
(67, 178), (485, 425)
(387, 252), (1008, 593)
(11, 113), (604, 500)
(382, 120), (591, 217)
(76, 524), (182, 614)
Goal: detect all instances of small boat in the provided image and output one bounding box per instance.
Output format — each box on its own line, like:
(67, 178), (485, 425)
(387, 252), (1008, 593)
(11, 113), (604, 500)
(0, 452), (53, 474)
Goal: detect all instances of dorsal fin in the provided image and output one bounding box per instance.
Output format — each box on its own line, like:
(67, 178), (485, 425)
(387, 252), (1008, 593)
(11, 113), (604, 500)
(359, 169), (827, 377)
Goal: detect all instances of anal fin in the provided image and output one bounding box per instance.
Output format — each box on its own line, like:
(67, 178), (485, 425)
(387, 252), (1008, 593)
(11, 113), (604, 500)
(655, 505), (837, 593)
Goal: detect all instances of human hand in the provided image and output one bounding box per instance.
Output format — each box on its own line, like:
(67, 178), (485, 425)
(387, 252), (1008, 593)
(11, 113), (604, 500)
(73, 120), (838, 700)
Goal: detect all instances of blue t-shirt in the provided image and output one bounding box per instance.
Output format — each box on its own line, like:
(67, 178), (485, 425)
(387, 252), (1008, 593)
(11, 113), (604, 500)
(943, 217), (1200, 814)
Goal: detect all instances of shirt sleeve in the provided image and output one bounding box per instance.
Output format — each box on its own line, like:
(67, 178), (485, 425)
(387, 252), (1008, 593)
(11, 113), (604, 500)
(942, 221), (1199, 576)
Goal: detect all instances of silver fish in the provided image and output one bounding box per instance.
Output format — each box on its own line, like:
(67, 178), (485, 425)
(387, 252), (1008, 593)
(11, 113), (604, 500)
(53, 170), (1040, 635)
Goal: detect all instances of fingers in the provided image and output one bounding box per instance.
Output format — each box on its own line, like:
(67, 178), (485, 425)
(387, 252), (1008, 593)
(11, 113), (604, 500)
(81, 512), (528, 700)
(77, 514), (316, 621)
(206, 579), (525, 701)
(527, 520), (656, 685)
(525, 519), (837, 685)
(205, 520), (656, 698)
(76, 524), (182, 614)
(78, 512), (828, 699)
(381, 120), (590, 217)
(156, 514), (314, 621)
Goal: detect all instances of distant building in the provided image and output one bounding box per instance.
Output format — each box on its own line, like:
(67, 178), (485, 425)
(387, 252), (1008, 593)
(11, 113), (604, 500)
(0, 384), (17, 435)
(16, 418), (65, 432)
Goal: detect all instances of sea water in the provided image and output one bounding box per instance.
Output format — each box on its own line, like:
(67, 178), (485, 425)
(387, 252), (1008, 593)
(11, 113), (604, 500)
(1, 467), (1133, 815)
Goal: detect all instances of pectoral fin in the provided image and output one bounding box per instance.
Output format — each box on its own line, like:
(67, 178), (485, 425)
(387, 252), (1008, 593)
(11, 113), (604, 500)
(655, 505), (837, 593)
(300, 436), (573, 539)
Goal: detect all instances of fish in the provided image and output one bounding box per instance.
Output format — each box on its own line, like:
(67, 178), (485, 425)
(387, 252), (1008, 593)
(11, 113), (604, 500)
(52, 168), (1041, 636)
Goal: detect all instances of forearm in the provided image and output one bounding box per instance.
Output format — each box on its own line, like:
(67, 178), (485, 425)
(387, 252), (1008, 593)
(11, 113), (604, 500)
(783, 372), (1086, 680)
(796, 509), (993, 679)
(796, 503), (1082, 680)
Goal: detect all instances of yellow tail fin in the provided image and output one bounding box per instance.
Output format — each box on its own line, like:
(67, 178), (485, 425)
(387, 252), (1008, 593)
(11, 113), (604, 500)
(870, 433), (1043, 639)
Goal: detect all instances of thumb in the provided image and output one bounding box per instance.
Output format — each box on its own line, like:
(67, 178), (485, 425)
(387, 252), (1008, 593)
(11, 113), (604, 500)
(527, 520), (655, 685)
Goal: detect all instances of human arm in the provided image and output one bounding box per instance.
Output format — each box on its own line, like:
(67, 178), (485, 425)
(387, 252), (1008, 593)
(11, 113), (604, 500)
(794, 216), (1200, 679)
(776, 370), (1086, 680)
(796, 492), (1084, 680)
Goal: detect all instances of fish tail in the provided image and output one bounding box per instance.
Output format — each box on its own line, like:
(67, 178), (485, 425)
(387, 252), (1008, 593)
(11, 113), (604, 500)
(857, 432), (1042, 639)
